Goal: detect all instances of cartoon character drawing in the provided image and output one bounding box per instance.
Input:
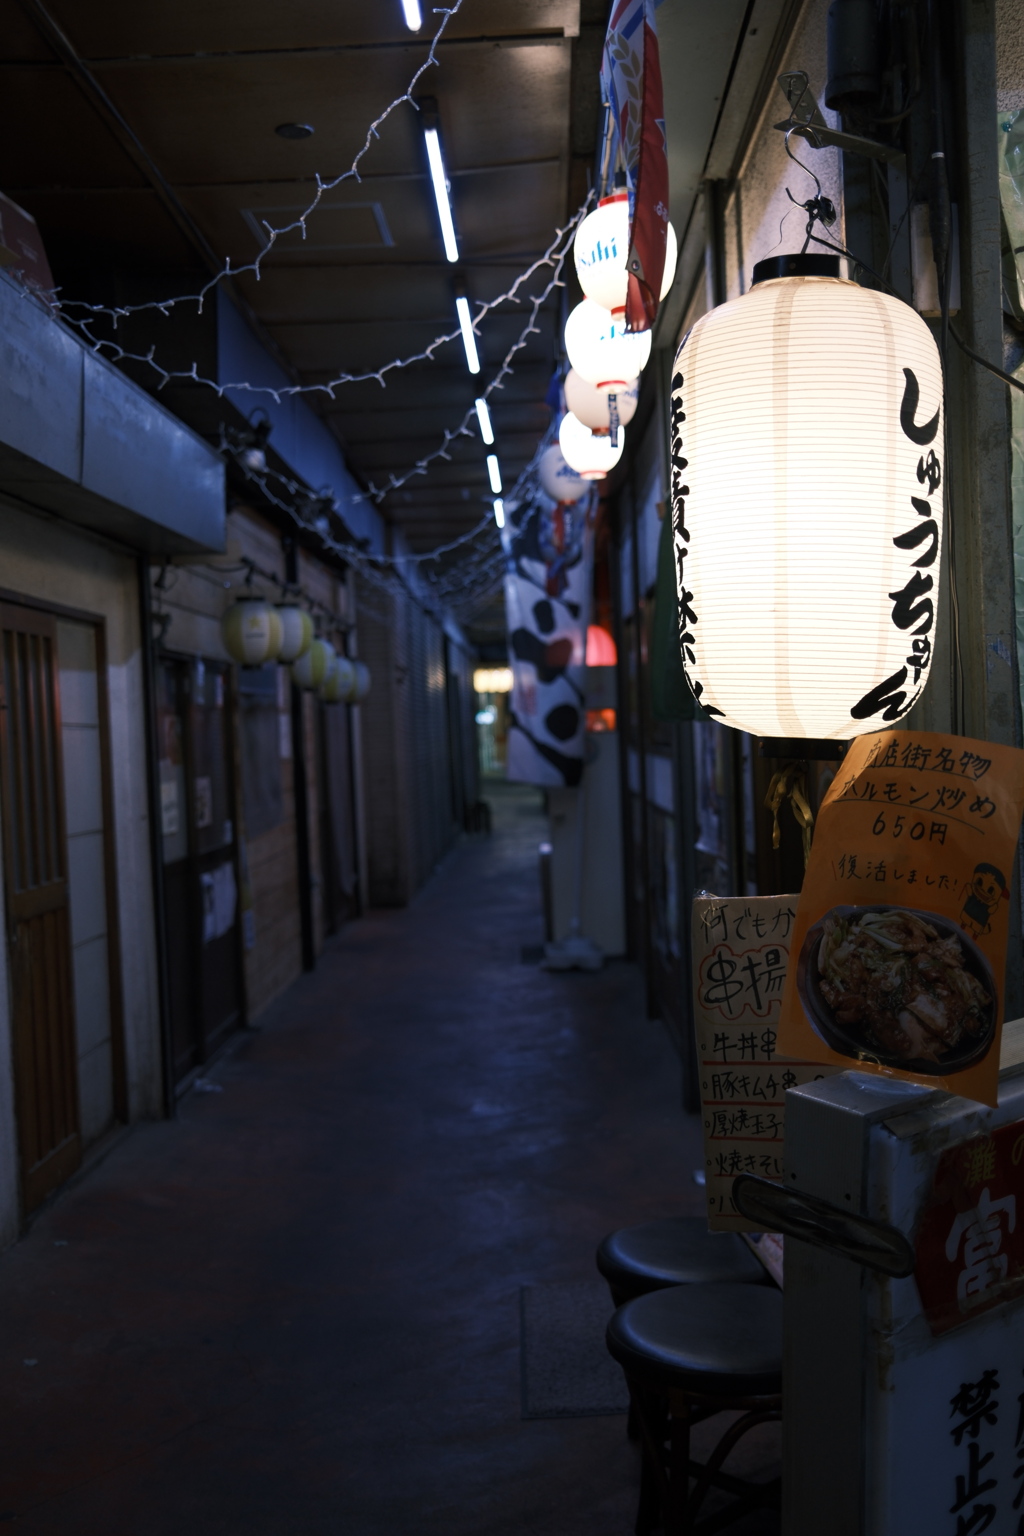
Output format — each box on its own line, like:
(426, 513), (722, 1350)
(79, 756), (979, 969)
(960, 863), (1008, 938)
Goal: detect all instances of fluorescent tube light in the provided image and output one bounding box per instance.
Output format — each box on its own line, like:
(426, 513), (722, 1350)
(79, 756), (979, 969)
(486, 454), (502, 494)
(401, 0), (423, 28)
(474, 397), (494, 444)
(455, 295), (480, 374)
(424, 126), (459, 263)
(493, 499), (505, 528)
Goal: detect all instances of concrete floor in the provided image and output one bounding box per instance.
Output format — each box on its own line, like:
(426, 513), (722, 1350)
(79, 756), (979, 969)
(0, 781), (779, 1534)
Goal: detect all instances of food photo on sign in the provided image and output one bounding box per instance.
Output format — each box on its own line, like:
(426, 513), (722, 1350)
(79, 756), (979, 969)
(777, 730), (1024, 1106)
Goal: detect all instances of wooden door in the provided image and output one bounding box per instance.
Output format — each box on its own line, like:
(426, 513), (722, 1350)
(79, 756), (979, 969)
(0, 603), (80, 1211)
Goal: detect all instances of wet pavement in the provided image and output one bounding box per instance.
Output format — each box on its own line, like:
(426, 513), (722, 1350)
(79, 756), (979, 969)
(0, 781), (777, 1534)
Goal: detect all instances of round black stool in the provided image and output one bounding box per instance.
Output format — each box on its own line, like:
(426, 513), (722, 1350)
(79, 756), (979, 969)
(606, 1283), (782, 1535)
(596, 1217), (769, 1306)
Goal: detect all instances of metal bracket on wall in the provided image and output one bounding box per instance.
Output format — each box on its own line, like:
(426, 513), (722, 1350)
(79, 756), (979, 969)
(773, 70), (906, 172)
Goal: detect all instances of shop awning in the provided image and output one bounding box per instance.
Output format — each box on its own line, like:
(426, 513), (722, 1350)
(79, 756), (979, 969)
(0, 270), (224, 556)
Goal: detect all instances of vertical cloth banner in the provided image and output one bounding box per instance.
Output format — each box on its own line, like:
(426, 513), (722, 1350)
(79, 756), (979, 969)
(502, 496), (593, 787)
(778, 730), (1024, 1106)
(692, 894), (837, 1232)
(600, 0), (669, 331)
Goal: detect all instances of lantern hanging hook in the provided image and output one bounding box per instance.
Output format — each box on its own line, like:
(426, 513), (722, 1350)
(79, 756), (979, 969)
(783, 128), (836, 252)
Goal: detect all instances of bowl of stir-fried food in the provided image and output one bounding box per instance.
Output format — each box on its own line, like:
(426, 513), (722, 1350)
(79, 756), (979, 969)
(796, 906), (995, 1074)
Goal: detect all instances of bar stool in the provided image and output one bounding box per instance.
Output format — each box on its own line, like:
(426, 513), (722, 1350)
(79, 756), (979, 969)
(606, 1283), (782, 1535)
(596, 1217), (769, 1306)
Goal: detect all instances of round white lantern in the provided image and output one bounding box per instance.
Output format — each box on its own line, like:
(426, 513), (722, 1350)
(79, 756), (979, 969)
(350, 660), (371, 703)
(564, 299), (652, 390)
(670, 254), (944, 739)
(275, 604), (313, 664)
(292, 637), (334, 692)
(564, 369), (638, 436)
(574, 193), (679, 312)
(558, 411), (624, 480)
(322, 653), (355, 704)
(537, 443), (588, 504)
(221, 598), (282, 666)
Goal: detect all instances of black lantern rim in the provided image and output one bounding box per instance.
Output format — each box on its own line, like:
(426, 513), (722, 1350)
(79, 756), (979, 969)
(751, 253), (851, 285)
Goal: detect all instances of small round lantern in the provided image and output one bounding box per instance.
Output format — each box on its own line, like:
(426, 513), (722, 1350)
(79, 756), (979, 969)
(221, 598), (282, 666)
(350, 661), (371, 703)
(564, 299), (652, 389)
(558, 412), (623, 480)
(322, 653), (355, 704)
(669, 253), (944, 739)
(537, 444), (588, 504)
(292, 637), (334, 692)
(574, 194), (679, 313)
(564, 369), (638, 436)
(275, 604), (313, 664)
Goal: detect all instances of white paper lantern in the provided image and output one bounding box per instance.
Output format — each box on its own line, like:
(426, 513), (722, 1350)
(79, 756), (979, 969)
(564, 369), (638, 437)
(537, 444), (588, 504)
(292, 637), (334, 692)
(670, 254), (944, 739)
(564, 299), (652, 390)
(275, 604), (313, 664)
(558, 412), (624, 480)
(322, 652), (355, 704)
(574, 193), (679, 311)
(221, 599), (282, 666)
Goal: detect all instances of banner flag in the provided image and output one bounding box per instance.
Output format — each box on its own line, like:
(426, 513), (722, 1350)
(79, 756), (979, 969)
(600, 0), (669, 331)
(501, 495), (593, 787)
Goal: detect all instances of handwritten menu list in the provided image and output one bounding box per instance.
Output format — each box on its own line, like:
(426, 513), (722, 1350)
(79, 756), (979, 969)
(692, 895), (835, 1232)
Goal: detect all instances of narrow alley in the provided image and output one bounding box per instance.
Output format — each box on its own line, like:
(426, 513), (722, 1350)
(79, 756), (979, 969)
(0, 785), (704, 1535)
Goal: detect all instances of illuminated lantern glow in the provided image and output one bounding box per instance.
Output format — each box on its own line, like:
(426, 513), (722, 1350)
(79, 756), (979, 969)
(573, 193), (679, 312)
(538, 443), (588, 504)
(564, 369), (638, 438)
(670, 254), (944, 739)
(350, 660), (371, 702)
(292, 637), (334, 691)
(473, 666), (513, 693)
(585, 625), (617, 666)
(564, 299), (652, 389)
(221, 599), (283, 666)
(275, 604), (313, 664)
(558, 411), (624, 480)
(322, 653), (355, 704)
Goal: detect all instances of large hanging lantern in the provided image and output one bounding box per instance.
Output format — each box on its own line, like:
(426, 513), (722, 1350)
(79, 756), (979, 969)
(275, 604), (313, 664)
(221, 598), (282, 666)
(564, 369), (638, 438)
(670, 254), (944, 740)
(538, 444), (588, 504)
(292, 637), (334, 692)
(564, 299), (652, 389)
(558, 412), (624, 480)
(322, 653), (355, 704)
(350, 660), (371, 703)
(573, 193), (679, 313)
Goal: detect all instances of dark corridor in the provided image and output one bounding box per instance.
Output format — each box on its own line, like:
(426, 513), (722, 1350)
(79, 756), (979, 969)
(0, 784), (731, 1533)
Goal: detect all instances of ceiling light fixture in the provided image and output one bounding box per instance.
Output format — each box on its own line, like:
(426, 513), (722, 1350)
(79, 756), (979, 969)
(474, 397), (494, 444)
(486, 454), (502, 494)
(275, 122), (314, 140)
(401, 0), (423, 29)
(493, 498), (505, 528)
(455, 293), (480, 374)
(417, 97), (459, 263)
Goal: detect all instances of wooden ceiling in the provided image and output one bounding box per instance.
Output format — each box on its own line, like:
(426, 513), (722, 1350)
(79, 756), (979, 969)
(0, 0), (606, 572)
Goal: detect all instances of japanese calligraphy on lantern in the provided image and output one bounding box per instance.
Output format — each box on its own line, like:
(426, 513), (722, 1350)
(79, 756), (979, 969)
(778, 730), (1024, 1107)
(915, 1119), (1024, 1337)
(692, 895), (836, 1232)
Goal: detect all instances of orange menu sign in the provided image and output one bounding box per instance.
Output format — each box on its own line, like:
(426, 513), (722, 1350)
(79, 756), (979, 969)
(692, 894), (836, 1232)
(778, 730), (1024, 1107)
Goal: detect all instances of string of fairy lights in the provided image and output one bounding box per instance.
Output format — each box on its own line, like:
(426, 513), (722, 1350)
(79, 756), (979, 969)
(41, 0), (591, 625)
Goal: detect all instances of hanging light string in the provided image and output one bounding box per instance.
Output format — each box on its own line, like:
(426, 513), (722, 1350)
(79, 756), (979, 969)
(52, 1), (465, 343)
